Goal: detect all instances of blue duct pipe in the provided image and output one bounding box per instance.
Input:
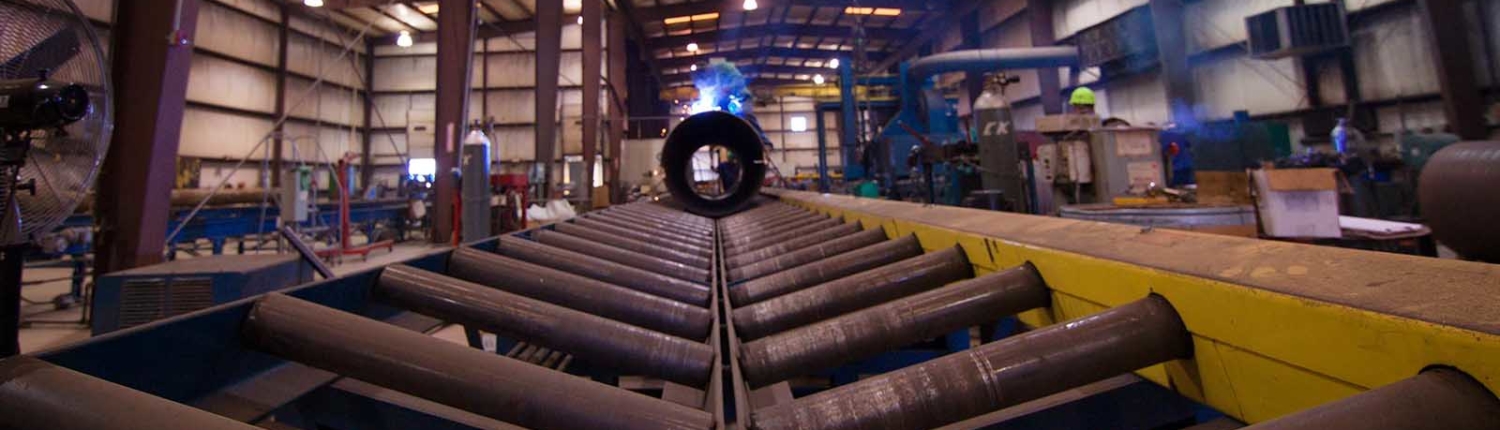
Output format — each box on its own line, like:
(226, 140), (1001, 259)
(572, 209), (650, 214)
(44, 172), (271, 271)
(905, 46), (1081, 91)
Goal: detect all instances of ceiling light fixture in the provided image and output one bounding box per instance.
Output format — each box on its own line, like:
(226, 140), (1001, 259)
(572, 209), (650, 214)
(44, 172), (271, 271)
(577, 16), (584, 25)
(303, 0), (323, 7)
(563, 0), (582, 12)
(743, 0), (758, 11)
(812, 74), (825, 85)
(691, 64), (698, 71)
(396, 30), (413, 47)
(845, 7), (900, 15)
(686, 42), (699, 52)
(828, 58), (840, 69)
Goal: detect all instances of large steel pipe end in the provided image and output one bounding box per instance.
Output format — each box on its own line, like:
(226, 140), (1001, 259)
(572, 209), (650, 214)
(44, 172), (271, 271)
(376, 265), (715, 386)
(733, 246), (974, 340)
(662, 111), (768, 217)
(241, 294), (714, 430)
(1419, 141), (1500, 263)
(739, 263), (1049, 387)
(0, 356), (260, 430)
(749, 295), (1191, 430)
(1243, 368), (1500, 430)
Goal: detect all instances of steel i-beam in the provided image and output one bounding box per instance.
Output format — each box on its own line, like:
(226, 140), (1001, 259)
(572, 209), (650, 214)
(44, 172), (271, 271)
(242, 294), (714, 430)
(749, 296), (1191, 430)
(376, 265), (713, 386)
(739, 263), (1049, 387)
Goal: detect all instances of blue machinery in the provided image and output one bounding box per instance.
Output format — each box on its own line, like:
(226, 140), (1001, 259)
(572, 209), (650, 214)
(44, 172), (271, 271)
(58, 199), (410, 256)
(4, 198), (1499, 429)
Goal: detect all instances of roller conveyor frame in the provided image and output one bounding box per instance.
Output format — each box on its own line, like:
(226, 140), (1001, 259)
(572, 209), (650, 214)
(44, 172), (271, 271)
(3, 194), (1500, 430)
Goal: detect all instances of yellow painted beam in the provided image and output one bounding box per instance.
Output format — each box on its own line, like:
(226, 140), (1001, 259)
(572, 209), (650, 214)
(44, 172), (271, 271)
(766, 189), (1500, 425)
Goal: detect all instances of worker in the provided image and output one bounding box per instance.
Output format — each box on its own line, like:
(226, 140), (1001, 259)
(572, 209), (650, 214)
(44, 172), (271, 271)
(1069, 87), (1097, 115)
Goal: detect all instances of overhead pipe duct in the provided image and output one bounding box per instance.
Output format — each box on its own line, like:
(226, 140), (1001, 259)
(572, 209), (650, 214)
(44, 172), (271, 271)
(739, 263), (1049, 387)
(448, 248), (712, 340)
(0, 357), (261, 430)
(376, 266), (714, 386)
(496, 238), (711, 306)
(241, 294), (714, 430)
(733, 247), (974, 340)
(750, 296), (1190, 430)
(533, 229), (711, 283)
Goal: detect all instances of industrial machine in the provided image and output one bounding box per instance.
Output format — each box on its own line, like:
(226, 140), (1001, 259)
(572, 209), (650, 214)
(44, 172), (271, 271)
(0, 0), (111, 357)
(90, 254), (315, 335)
(1036, 121), (1165, 206)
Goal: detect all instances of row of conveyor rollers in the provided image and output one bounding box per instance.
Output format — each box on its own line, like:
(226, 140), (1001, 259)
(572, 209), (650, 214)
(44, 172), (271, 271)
(2, 200), (1498, 430)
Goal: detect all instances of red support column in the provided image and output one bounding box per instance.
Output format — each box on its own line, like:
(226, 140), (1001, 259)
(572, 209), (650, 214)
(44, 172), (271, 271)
(432, 0), (476, 243)
(608, 10), (629, 204)
(581, 0), (603, 209)
(93, 0), (201, 274)
(535, 1), (563, 200)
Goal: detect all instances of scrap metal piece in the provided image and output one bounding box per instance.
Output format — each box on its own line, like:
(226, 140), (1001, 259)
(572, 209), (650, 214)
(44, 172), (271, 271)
(729, 235), (924, 306)
(750, 296), (1191, 430)
(1242, 368), (1500, 430)
(534, 229), (710, 283)
(376, 265), (714, 386)
(740, 263), (1049, 386)
(733, 247), (974, 340)
(0, 356), (259, 430)
(242, 294), (714, 430)
(729, 228), (888, 281)
(448, 248), (711, 340)
(555, 222), (711, 268)
(497, 238), (711, 306)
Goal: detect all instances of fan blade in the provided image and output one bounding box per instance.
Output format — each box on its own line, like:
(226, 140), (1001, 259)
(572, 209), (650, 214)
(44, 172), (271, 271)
(0, 29), (80, 80)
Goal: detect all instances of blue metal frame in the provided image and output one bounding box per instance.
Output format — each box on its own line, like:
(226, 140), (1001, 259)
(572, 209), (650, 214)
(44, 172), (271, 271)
(59, 200), (409, 257)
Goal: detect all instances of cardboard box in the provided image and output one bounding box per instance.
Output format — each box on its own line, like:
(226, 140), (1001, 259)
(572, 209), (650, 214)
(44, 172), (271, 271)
(1196, 171), (1253, 205)
(1252, 168), (1340, 238)
(1036, 114), (1100, 133)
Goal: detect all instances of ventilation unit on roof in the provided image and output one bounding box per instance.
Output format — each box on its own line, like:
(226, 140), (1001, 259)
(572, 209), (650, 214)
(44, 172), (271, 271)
(1246, 3), (1349, 59)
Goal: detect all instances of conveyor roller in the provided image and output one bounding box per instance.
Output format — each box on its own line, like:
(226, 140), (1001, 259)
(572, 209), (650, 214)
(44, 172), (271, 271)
(496, 237), (711, 306)
(0, 357), (260, 430)
(728, 227), (886, 281)
(729, 234), (924, 306)
(534, 229), (711, 283)
(555, 222), (712, 268)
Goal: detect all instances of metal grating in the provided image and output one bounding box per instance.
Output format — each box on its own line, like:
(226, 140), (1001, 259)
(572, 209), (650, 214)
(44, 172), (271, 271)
(118, 278), (215, 329)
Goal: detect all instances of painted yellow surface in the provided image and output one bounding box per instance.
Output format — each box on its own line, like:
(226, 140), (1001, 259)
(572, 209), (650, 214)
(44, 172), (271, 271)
(787, 194), (1500, 424)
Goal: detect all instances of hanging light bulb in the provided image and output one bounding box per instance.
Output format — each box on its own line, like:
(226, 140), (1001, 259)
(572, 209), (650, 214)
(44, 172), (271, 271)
(691, 64), (698, 72)
(303, 0), (323, 7)
(812, 74), (825, 85)
(686, 42), (699, 52)
(828, 58), (840, 69)
(577, 16), (584, 25)
(396, 30), (413, 48)
(743, 0), (759, 11)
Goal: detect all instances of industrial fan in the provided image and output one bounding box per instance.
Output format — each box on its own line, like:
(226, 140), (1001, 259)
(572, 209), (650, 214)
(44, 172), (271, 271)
(0, 0), (112, 356)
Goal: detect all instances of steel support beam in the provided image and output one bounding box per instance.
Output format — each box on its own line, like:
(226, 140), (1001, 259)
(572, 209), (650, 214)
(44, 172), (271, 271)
(360, 38), (375, 189)
(535, 1), (563, 199)
(94, 0), (200, 274)
(750, 296), (1191, 430)
(1028, 0), (1064, 114)
(608, 10), (629, 204)
(581, 0), (602, 210)
(272, 4), (289, 188)
(960, 13), (984, 109)
(0, 357), (259, 430)
(241, 293), (714, 430)
(1150, 0), (1196, 125)
(1417, 0), (1488, 139)
(431, 0), (475, 244)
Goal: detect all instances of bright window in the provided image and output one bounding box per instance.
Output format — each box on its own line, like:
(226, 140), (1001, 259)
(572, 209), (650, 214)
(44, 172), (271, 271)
(789, 116), (808, 132)
(407, 158), (436, 177)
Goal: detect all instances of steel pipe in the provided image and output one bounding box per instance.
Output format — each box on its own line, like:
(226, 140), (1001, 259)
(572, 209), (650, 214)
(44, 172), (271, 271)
(534, 230), (710, 283)
(739, 263), (1049, 386)
(734, 247), (974, 340)
(721, 208), (811, 232)
(723, 211), (822, 239)
(1419, 142), (1500, 263)
(616, 205), (711, 226)
(1241, 368), (1500, 430)
(449, 248), (712, 340)
(749, 295), (1190, 430)
(582, 214), (714, 245)
(0, 356), (260, 430)
(572, 218), (712, 256)
(555, 222), (711, 268)
(242, 294), (714, 430)
(726, 218), (844, 256)
(726, 223), (864, 269)
(496, 238), (711, 306)
(596, 210), (713, 236)
(730, 228), (888, 282)
(608, 206), (714, 227)
(376, 265), (714, 386)
(729, 235), (924, 306)
(721, 204), (799, 224)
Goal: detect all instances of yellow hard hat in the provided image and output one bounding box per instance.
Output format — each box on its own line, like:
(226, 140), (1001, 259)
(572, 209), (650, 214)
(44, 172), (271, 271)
(1070, 87), (1096, 106)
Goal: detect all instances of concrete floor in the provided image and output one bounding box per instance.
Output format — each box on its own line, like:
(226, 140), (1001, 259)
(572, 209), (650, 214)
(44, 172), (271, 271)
(17, 240), (456, 354)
